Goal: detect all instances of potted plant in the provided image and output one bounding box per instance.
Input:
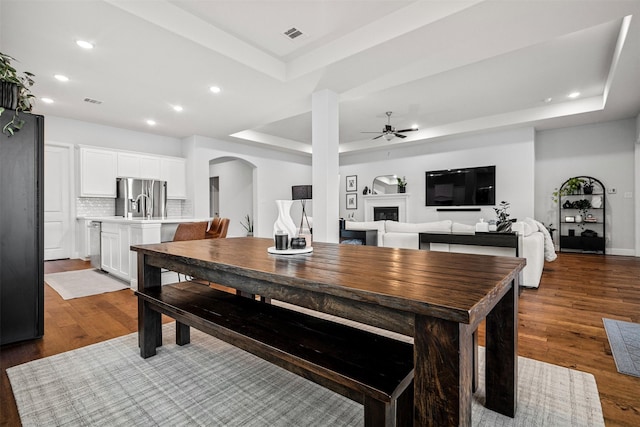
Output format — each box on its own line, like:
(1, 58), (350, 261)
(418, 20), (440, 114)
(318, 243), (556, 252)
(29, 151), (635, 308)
(582, 178), (594, 195)
(552, 177), (586, 203)
(493, 200), (512, 232)
(1, 52), (35, 136)
(397, 176), (407, 193)
(573, 199), (591, 224)
(241, 214), (253, 236)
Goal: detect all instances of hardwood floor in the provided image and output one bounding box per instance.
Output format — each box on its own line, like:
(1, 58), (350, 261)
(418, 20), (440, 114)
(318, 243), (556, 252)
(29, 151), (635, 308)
(1, 254), (639, 426)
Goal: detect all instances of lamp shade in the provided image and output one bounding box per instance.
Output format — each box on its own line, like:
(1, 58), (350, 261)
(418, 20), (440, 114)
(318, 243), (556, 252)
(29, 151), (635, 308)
(292, 185), (312, 200)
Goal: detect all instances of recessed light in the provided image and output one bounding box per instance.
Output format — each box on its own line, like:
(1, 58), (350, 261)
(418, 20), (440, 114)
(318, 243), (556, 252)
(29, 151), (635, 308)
(146, 120), (156, 126)
(172, 105), (183, 112)
(41, 98), (54, 104)
(543, 97), (553, 103)
(54, 74), (69, 82)
(209, 86), (221, 94)
(76, 40), (94, 49)
(568, 92), (580, 99)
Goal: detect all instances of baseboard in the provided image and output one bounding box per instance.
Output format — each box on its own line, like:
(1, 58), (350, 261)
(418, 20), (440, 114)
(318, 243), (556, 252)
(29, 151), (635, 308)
(608, 248), (637, 256)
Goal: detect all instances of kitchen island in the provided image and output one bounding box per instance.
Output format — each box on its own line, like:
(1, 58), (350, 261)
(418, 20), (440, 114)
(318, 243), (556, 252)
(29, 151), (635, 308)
(78, 216), (211, 289)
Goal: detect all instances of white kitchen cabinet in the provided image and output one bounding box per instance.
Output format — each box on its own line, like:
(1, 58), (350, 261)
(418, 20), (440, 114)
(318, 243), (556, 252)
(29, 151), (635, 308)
(101, 227), (119, 274)
(79, 147), (117, 197)
(100, 222), (130, 282)
(117, 152), (161, 179)
(161, 157), (187, 199)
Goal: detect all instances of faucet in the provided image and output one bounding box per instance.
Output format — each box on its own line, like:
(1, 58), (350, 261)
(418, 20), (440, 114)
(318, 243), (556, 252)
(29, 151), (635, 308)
(135, 193), (152, 219)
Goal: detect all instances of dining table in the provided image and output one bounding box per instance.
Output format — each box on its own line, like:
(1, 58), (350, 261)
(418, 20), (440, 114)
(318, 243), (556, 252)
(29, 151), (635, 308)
(132, 237), (525, 426)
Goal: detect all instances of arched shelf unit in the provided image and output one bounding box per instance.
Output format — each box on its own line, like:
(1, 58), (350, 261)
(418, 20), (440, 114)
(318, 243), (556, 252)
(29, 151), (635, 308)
(558, 176), (606, 254)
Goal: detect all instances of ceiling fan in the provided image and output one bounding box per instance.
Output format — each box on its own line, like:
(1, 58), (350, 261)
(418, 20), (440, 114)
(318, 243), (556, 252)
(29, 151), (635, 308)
(362, 111), (418, 141)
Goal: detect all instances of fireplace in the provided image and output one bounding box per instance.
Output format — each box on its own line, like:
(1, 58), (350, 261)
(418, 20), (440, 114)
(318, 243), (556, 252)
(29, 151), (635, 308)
(374, 206), (399, 221)
(364, 194), (409, 222)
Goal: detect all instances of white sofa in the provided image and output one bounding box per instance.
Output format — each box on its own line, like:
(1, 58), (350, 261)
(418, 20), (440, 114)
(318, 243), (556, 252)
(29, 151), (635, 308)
(344, 219), (547, 288)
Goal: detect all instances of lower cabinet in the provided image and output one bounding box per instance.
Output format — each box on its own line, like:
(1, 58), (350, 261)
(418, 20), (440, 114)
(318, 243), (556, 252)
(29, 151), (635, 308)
(101, 222), (130, 282)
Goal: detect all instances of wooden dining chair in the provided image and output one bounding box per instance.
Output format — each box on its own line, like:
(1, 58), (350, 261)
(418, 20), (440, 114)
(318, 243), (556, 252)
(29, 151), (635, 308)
(173, 221), (208, 241)
(206, 217), (230, 239)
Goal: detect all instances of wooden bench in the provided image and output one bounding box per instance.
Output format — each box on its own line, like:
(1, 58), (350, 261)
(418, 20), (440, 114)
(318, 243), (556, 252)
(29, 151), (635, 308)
(135, 281), (415, 427)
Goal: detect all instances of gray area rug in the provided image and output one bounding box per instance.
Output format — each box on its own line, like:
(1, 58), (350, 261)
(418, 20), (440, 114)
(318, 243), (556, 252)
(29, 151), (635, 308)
(603, 318), (640, 377)
(45, 269), (129, 300)
(8, 323), (604, 426)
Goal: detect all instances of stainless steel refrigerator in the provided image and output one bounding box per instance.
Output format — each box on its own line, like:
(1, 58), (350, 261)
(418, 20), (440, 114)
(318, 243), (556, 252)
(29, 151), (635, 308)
(115, 177), (167, 219)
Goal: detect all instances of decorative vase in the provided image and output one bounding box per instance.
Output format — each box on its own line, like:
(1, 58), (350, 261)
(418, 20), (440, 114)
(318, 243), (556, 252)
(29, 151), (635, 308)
(575, 214), (583, 223)
(398, 186), (406, 194)
(273, 200), (297, 248)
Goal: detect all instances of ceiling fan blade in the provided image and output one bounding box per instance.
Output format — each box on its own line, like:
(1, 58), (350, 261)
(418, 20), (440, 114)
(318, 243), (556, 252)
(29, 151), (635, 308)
(395, 128), (418, 133)
(372, 134), (384, 140)
(394, 133), (407, 138)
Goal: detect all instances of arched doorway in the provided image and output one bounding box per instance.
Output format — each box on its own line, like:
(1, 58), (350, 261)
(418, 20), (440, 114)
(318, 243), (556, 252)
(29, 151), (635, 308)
(209, 157), (256, 237)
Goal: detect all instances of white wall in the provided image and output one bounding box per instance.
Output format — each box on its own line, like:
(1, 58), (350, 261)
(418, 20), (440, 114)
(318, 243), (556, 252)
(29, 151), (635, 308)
(339, 128), (536, 225)
(209, 158), (254, 237)
(535, 118), (636, 255)
(45, 116), (182, 156)
(184, 135), (311, 239)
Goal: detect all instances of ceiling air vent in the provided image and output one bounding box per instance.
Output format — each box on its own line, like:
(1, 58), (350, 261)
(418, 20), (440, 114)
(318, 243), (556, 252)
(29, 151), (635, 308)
(84, 97), (103, 105)
(283, 27), (303, 40)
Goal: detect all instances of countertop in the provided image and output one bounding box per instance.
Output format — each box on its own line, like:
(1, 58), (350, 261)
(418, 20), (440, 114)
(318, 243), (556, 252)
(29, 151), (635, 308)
(78, 216), (211, 224)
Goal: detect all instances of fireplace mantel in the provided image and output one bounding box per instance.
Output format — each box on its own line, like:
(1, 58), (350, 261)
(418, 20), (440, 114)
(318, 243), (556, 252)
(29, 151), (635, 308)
(363, 194), (410, 222)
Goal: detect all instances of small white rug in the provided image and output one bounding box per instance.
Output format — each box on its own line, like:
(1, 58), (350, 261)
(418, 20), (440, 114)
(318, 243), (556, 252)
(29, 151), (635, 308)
(44, 269), (129, 300)
(7, 323), (605, 426)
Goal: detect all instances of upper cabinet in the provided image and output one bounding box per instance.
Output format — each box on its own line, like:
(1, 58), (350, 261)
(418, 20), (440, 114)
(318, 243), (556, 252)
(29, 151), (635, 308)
(161, 157), (187, 199)
(78, 146), (186, 199)
(79, 147), (118, 197)
(117, 152), (161, 180)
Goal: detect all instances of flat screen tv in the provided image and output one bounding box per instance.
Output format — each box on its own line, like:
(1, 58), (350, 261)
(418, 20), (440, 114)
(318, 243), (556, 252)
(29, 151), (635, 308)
(425, 166), (495, 206)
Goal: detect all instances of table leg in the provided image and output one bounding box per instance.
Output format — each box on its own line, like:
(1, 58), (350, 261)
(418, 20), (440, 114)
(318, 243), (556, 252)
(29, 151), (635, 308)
(138, 299), (160, 358)
(137, 253), (162, 358)
(472, 329), (478, 393)
(485, 278), (518, 417)
(414, 315), (474, 427)
(176, 321), (190, 346)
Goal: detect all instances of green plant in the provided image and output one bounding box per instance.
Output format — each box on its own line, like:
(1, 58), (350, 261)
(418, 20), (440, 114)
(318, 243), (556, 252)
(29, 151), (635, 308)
(583, 178), (595, 194)
(0, 52), (35, 136)
(573, 199), (592, 217)
(397, 176), (407, 188)
(240, 214), (253, 233)
(493, 200), (511, 224)
(552, 177), (586, 203)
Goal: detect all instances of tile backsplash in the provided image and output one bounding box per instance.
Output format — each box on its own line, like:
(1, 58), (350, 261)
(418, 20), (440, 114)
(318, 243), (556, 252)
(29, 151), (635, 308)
(77, 198), (187, 217)
(76, 198), (115, 217)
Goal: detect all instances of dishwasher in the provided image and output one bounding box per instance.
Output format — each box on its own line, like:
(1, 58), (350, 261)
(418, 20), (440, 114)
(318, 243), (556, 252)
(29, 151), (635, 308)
(89, 221), (102, 269)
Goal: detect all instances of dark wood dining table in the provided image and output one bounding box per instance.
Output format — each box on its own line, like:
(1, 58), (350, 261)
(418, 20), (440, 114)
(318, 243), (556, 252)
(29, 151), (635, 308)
(132, 237), (525, 426)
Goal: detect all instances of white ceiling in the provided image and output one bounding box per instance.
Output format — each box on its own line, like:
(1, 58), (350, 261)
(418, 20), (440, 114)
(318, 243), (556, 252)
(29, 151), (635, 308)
(1, 0), (639, 155)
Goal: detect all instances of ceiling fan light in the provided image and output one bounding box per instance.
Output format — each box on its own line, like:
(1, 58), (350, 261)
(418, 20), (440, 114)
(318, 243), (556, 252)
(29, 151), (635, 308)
(384, 133), (394, 141)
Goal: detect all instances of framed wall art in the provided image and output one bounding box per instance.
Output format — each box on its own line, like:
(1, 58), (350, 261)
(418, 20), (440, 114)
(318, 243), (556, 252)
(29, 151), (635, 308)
(346, 175), (357, 192)
(346, 193), (357, 210)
